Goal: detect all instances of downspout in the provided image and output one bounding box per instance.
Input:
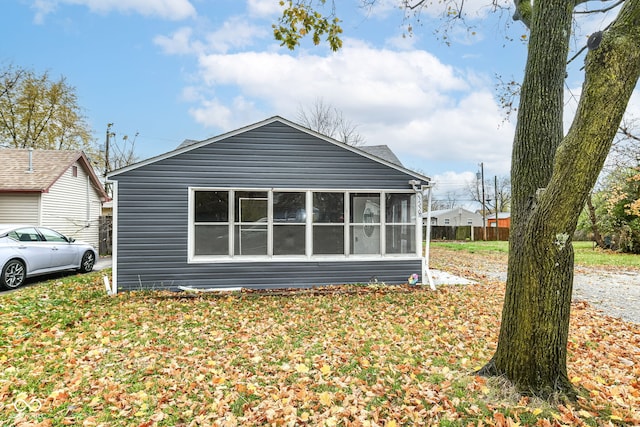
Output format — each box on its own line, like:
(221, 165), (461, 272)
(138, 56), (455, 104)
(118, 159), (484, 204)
(104, 179), (117, 295)
(423, 183), (436, 290)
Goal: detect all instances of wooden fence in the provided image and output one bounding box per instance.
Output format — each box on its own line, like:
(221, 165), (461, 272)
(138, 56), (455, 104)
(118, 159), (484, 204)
(426, 225), (510, 241)
(99, 216), (112, 255)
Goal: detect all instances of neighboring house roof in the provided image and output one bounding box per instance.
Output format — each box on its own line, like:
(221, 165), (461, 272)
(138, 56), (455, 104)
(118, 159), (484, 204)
(358, 145), (403, 166)
(425, 208), (481, 218)
(109, 116), (430, 183)
(177, 139), (199, 149)
(487, 212), (511, 220)
(0, 148), (108, 200)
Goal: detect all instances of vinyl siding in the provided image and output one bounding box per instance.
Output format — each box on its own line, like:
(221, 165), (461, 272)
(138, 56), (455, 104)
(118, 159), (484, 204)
(0, 193), (40, 223)
(112, 120), (425, 292)
(41, 162), (103, 248)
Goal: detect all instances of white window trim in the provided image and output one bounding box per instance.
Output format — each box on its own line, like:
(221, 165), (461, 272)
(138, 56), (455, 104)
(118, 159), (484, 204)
(188, 187), (421, 263)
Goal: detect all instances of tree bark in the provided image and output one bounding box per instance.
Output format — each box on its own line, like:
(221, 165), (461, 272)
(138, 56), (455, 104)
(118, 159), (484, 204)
(479, 0), (640, 398)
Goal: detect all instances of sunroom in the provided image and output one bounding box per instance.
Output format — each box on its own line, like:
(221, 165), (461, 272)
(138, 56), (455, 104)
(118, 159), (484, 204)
(190, 189), (418, 260)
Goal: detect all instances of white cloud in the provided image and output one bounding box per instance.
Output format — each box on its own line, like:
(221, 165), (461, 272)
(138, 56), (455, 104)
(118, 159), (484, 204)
(32, 0), (196, 21)
(154, 27), (203, 55)
(189, 96), (261, 130)
(185, 41), (514, 178)
(431, 170), (479, 206)
(246, 0), (284, 17)
(204, 16), (268, 53)
(155, 17), (268, 56)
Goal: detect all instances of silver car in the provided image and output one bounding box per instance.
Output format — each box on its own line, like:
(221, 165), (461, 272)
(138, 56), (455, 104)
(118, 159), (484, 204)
(0, 224), (97, 290)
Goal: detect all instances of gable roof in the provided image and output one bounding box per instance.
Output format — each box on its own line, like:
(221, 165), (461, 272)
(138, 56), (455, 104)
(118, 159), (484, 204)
(109, 116), (430, 183)
(0, 148), (108, 199)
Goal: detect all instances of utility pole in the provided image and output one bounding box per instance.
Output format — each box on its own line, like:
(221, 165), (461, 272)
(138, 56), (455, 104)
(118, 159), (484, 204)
(495, 175), (499, 241)
(104, 123), (114, 195)
(477, 163), (486, 241)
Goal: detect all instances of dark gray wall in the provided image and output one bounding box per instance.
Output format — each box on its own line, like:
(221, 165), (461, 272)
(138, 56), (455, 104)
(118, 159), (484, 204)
(112, 120), (424, 291)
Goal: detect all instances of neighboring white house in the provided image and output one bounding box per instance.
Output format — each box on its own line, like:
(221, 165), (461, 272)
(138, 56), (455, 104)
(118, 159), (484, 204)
(0, 149), (108, 249)
(425, 208), (484, 227)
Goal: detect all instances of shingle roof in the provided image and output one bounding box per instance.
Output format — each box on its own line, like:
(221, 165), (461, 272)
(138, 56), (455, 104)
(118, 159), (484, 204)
(0, 149), (107, 198)
(359, 145), (403, 166)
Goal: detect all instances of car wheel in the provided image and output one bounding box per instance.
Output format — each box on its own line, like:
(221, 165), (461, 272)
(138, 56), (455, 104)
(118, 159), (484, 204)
(79, 251), (95, 273)
(1, 259), (26, 290)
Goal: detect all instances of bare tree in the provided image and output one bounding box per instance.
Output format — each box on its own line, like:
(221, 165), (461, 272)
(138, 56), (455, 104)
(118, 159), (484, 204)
(296, 98), (365, 146)
(467, 175), (511, 214)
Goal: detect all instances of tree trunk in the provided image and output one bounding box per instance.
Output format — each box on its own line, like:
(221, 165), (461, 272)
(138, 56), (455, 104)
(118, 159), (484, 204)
(479, 0), (640, 398)
(586, 196), (606, 248)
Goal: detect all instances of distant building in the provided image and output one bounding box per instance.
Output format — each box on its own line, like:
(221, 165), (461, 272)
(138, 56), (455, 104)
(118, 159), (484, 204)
(487, 212), (511, 228)
(425, 208), (484, 227)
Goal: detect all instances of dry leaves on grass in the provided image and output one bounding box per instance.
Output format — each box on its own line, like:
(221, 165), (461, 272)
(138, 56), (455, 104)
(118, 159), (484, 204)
(0, 260), (638, 426)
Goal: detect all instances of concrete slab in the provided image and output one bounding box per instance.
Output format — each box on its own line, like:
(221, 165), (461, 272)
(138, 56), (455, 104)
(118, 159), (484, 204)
(429, 269), (476, 286)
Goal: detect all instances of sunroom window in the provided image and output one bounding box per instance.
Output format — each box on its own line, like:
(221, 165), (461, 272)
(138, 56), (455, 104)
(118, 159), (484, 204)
(273, 192), (306, 255)
(312, 192), (345, 255)
(194, 191), (229, 255)
(385, 193), (416, 254)
(190, 189), (418, 260)
(350, 193), (381, 255)
(234, 191), (268, 256)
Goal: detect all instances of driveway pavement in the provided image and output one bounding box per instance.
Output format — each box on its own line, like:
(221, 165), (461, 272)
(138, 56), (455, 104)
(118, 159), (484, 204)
(94, 256), (112, 271)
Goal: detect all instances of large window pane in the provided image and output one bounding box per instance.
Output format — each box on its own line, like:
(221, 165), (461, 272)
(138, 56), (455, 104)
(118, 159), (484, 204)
(274, 225), (305, 255)
(313, 193), (344, 223)
(385, 225), (416, 254)
(385, 193), (415, 223)
(351, 225), (381, 254)
(195, 191), (228, 222)
(234, 191), (268, 256)
(313, 225), (344, 254)
(350, 194), (381, 254)
(195, 225), (229, 255)
(235, 192), (268, 222)
(384, 193), (416, 255)
(274, 192), (306, 223)
(234, 224), (267, 255)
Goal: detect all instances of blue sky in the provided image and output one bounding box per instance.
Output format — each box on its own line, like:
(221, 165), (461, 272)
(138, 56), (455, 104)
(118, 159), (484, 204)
(3, 0), (631, 206)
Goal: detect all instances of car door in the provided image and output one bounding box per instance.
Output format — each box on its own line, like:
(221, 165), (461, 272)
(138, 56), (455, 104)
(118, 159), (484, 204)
(37, 227), (78, 269)
(10, 227), (52, 273)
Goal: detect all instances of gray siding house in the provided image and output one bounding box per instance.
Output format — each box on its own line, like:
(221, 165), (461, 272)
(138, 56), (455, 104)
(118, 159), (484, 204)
(107, 116), (431, 293)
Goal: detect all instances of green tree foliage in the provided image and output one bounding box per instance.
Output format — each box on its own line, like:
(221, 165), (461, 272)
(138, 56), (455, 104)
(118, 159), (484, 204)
(586, 166), (640, 252)
(274, 0), (343, 51)
(276, 0), (640, 398)
(0, 64), (94, 153)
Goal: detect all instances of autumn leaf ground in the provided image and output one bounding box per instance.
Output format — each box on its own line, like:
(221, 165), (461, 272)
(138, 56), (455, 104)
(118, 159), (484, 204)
(0, 247), (638, 426)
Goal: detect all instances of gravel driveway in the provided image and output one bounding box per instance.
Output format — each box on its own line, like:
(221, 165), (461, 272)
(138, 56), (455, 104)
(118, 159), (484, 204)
(430, 248), (640, 325)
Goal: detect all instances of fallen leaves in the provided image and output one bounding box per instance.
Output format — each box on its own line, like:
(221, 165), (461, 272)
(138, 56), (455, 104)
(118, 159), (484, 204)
(0, 249), (638, 426)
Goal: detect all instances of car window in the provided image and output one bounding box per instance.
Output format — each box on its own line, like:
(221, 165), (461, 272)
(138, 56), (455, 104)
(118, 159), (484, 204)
(11, 228), (42, 242)
(38, 228), (68, 243)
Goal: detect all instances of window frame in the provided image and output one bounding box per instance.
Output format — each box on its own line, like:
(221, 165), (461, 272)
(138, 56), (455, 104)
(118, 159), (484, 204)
(188, 187), (421, 263)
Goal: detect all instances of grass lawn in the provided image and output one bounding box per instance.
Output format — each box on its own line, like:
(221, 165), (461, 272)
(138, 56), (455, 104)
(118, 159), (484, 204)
(431, 240), (640, 269)
(0, 263), (638, 426)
